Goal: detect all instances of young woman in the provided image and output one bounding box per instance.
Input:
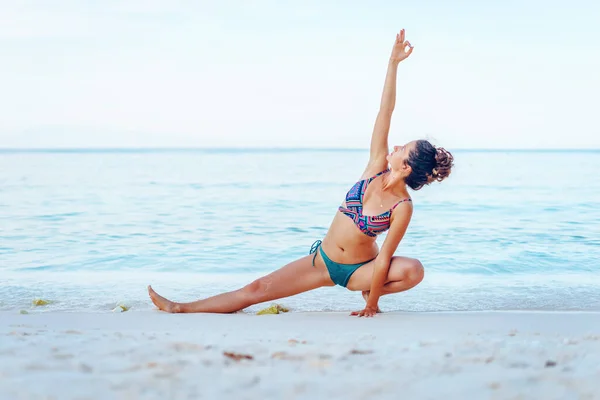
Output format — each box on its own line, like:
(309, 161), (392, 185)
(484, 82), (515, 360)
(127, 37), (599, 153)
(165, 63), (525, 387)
(148, 29), (454, 317)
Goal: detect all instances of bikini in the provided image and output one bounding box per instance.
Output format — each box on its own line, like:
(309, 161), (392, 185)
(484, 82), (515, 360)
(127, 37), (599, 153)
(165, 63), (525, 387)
(310, 169), (412, 287)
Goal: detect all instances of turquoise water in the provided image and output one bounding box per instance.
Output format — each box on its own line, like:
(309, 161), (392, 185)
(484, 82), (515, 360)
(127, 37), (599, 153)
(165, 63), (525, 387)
(1, 149), (599, 313)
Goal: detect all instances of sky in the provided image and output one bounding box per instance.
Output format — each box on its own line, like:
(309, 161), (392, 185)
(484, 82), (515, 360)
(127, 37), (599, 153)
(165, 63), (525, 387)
(1, 0), (599, 149)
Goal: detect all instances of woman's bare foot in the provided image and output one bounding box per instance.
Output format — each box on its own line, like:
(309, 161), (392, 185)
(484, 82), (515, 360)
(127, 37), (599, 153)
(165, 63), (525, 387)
(148, 285), (181, 313)
(361, 291), (382, 313)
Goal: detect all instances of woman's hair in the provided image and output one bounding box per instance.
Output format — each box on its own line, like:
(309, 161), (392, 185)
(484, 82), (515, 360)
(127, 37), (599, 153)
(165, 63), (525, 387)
(405, 140), (454, 191)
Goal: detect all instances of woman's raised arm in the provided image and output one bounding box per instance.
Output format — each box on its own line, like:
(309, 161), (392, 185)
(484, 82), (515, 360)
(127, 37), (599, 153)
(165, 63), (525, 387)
(368, 29), (414, 168)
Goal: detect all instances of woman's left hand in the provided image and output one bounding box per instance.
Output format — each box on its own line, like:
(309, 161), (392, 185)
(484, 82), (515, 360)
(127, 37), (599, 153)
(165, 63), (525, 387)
(350, 306), (378, 317)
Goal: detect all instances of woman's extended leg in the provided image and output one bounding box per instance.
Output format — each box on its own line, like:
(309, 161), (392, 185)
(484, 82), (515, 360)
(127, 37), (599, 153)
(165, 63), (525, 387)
(148, 254), (334, 313)
(345, 256), (425, 306)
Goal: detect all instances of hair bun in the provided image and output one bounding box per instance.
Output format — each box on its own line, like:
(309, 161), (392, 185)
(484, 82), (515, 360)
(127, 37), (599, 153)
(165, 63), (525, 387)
(432, 147), (453, 182)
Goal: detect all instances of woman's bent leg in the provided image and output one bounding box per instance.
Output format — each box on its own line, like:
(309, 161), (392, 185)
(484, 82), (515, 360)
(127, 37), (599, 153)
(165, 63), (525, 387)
(345, 256), (425, 305)
(148, 254), (334, 313)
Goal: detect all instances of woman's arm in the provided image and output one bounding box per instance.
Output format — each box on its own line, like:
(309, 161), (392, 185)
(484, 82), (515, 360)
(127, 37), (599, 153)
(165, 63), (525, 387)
(367, 29), (414, 169)
(351, 202), (413, 317)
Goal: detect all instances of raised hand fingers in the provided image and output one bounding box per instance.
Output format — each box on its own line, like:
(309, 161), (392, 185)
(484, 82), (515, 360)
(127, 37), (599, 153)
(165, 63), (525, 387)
(400, 28), (405, 43)
(405, 40), (414, 55)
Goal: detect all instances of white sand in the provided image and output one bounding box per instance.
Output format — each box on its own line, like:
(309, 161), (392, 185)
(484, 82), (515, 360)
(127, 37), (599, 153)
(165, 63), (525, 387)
(1, 310), (599, 400)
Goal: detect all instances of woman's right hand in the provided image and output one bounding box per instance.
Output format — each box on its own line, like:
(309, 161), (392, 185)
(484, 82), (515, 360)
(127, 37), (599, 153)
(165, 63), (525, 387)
(390, 29), (414, 64)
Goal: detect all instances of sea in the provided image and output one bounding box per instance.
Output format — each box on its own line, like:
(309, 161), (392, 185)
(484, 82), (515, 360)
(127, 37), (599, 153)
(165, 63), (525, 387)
(1, 148), (599, 313)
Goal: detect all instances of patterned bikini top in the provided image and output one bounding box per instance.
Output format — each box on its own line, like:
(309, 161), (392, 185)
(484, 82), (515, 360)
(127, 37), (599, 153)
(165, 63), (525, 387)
(338, 169), (412, 237)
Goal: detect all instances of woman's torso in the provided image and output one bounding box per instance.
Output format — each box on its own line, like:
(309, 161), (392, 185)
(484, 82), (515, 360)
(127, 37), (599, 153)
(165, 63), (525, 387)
(322, 169), (411, 264)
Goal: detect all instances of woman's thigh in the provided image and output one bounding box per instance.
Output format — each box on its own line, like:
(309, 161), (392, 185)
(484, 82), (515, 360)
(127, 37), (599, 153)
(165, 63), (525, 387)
(345, 256), (424, 291)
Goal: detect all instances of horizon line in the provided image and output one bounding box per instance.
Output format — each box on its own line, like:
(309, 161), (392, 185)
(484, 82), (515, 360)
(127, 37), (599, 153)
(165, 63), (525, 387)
(0, 147), (599, 153)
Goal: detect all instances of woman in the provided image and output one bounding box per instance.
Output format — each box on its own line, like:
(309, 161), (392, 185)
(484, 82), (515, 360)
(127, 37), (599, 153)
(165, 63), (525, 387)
(148, 29), (453, 317)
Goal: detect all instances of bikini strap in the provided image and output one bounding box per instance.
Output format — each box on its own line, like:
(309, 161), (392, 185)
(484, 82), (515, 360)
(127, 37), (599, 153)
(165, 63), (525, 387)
(366, 169), (390, 183)
(390, 198), (412, 211)
(309, 240), (322, 267)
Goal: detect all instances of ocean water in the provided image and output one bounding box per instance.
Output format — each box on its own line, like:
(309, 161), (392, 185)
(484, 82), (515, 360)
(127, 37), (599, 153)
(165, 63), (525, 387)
(1, 149), (599, 313)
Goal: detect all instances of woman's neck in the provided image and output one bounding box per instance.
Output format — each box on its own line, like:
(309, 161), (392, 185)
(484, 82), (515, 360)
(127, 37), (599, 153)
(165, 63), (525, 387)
(382, 172), (409, 198)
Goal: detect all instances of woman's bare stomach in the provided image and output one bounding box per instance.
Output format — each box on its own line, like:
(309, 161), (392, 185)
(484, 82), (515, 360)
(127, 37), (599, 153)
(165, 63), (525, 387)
(321, 211), (380, 264)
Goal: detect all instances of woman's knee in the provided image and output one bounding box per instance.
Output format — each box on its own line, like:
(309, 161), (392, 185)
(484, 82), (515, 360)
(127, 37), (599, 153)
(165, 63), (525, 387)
(392, 257), (424, 285)
(407, 258), (425, 285)
(241, 278), (271, 303)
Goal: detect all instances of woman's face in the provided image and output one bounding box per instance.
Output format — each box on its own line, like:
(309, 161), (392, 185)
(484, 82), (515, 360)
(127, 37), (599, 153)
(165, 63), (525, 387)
(386, 141), (417, 173)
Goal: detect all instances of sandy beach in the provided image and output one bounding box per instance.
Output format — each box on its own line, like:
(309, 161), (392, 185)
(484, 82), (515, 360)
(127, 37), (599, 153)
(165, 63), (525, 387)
(1, 310), (599, 399)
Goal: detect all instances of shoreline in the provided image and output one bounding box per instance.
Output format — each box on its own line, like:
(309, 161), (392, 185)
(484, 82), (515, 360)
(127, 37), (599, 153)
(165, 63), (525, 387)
(6, 308), (600, 315)
(4, 270), (600, 314)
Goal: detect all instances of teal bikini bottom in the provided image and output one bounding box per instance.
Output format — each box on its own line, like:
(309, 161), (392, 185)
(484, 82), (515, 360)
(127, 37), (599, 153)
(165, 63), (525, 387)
(309, 240), (374, 287)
